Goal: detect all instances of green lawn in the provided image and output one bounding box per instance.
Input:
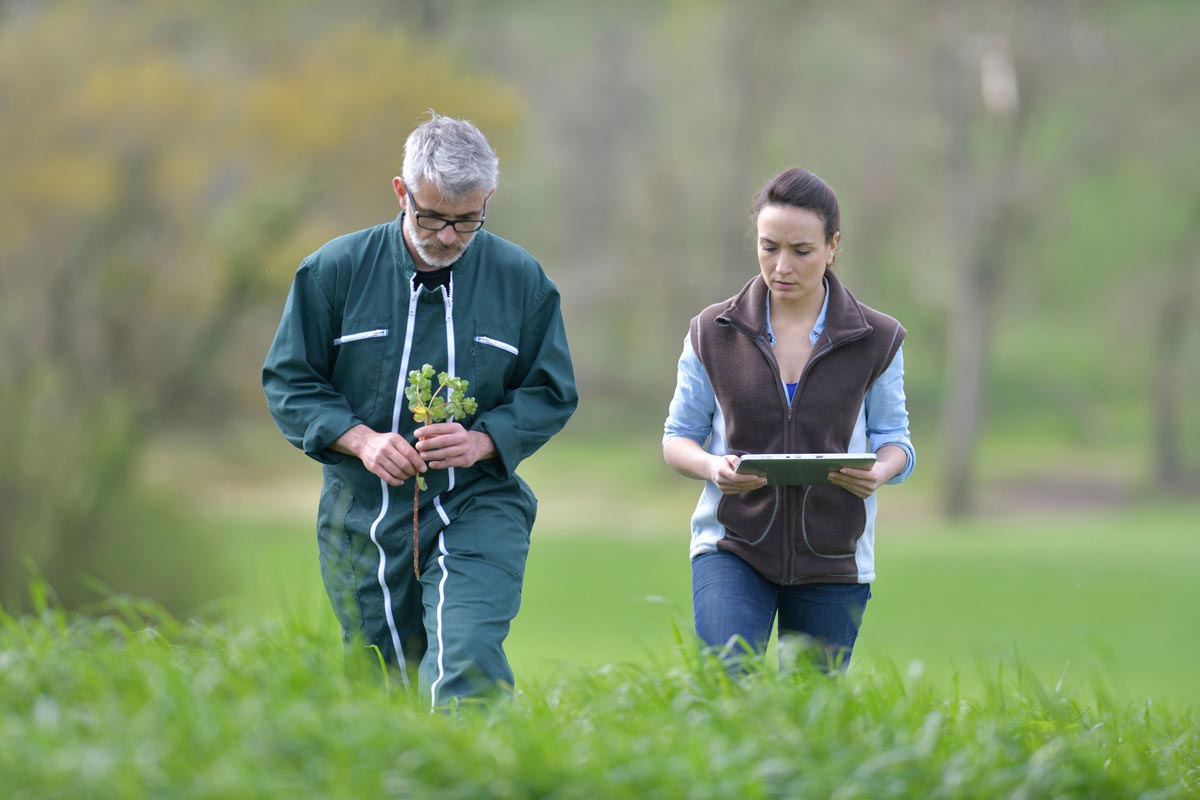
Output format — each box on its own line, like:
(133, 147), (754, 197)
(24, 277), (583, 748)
(4, 435), (1198, 797)
(214, 452), (1200, 710)
(859, 507), (1200, 708)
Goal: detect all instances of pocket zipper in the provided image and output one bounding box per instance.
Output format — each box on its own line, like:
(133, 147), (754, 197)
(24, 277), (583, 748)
(333, 329), (389, 346)
(474, 335), (518, 356)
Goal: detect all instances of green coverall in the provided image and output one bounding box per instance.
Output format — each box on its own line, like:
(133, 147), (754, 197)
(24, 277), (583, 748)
(263, 213), (577, 706)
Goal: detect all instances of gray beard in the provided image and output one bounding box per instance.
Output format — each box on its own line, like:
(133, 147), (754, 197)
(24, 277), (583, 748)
(404, 213), (474, 269)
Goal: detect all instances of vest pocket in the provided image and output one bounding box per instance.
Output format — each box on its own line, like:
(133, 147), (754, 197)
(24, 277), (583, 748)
(799, 485), (865, 558)
(716, 486), (780, 547)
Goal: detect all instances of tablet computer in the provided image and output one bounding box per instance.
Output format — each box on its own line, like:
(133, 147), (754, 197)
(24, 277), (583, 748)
(734, 453), (876, 485)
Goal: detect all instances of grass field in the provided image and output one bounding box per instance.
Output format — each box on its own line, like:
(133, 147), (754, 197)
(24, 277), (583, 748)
(219, 502), (1200, 711)
(200, 434), (1200, 710)
(2, 601), (1197, 798)
(4, 434), (1199, 796)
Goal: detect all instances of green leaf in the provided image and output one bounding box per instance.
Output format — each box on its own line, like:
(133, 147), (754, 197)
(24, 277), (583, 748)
(405, 365), (476, 425)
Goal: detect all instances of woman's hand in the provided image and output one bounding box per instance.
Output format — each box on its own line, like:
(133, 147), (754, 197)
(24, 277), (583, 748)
(663, 438), (765, 494)
(828, 445), (907, 499)
(827, 463), (888, 499)
(712, 454), (768, 495)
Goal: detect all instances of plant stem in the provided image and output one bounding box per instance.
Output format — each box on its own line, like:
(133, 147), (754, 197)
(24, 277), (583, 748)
(413, 419), (428, 579)
(413, 479), (420, 579)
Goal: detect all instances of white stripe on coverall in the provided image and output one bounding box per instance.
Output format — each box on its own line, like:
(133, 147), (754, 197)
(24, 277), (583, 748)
(365, 284), (420, 686)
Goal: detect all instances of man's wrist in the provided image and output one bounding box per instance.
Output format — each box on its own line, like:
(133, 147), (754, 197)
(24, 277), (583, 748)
(333, 424), (372, 458)
(468, 430), (497, 463)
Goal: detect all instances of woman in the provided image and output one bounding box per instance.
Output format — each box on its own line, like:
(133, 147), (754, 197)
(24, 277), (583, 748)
(662, 168), (914, 672)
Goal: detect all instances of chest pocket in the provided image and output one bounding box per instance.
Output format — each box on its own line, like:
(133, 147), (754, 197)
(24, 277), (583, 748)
(331, 319), (390, 422)
(471, 324), (519, 408)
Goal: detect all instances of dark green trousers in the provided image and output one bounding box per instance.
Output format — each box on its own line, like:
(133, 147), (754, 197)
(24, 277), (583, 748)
(318, 481), (533, 707)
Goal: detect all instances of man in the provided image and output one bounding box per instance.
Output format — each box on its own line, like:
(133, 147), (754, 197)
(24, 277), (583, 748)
(263, 113), (577, 707)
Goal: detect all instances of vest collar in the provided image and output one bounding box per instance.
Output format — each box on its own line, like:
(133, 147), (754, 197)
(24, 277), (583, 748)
(716, 270), (873, 345)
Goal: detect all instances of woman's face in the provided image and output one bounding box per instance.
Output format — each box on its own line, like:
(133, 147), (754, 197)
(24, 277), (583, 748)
(756, 205), (839, 303)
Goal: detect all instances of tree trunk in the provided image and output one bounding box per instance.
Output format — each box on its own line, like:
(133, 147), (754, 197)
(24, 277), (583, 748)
(936, 17), (1032, 518)
(936, 30), (987, 519)
(1151, 235), (1199, 490)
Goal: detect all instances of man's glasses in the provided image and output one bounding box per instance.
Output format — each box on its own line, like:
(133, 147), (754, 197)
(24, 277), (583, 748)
(407, 192), (487, 233)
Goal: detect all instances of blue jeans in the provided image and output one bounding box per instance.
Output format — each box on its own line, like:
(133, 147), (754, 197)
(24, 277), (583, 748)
(692, 551), (871, 672)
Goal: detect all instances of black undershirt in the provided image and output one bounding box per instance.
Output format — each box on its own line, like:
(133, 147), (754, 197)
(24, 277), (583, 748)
(412, 264), (453, 293)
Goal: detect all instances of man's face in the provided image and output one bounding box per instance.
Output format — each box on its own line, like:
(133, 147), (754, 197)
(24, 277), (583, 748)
(398, 182), (490, 270)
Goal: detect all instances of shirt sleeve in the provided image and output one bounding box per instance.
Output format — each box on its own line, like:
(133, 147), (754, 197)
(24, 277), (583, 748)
(662, 334), (716, 447)
(864, 345), (915, 484)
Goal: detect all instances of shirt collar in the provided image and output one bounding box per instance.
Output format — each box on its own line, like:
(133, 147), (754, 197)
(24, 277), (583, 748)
(764, 277), (830, 346)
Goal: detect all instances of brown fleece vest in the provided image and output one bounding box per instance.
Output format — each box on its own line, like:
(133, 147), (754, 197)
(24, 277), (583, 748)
(689, 272), (905, 585)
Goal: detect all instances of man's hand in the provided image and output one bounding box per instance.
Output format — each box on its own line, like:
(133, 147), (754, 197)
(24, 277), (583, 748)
(333, 424), (426, 486)
(415, 423), (496, 469)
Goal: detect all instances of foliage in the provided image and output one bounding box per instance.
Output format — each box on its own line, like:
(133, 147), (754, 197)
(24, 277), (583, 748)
(405, 363), (479, 493)
(3, 0), (1199, 605)
(404, 363), (477, 577)
(0, 598), (1195, 798)
(437, 1), (1200, 478)
(0, 0), (519, 609)
(0, 374), (233, 614)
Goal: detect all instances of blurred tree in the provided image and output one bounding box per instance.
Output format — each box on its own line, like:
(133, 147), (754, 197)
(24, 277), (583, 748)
(0, 0), (520, 611)
(927, 2), (1142, 516)
(927, 2), (1200, 510)
(2, 0), (1197, 610)
(1153, 227), (1199, 489)
(423, 0), (1200, 496)
(1132, 46), (1200, 492)
(933, 8), (1038, 518)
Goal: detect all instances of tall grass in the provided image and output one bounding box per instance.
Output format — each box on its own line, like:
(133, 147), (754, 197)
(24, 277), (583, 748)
(2, 596), (1196, 798)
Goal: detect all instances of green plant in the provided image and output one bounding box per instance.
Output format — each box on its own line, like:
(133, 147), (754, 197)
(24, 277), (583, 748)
(2, 601), (1197, 798)
(404, 364), (477, 577)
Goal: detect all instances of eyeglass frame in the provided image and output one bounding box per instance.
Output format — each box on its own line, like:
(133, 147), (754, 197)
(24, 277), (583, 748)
(406, 191), (488, 233)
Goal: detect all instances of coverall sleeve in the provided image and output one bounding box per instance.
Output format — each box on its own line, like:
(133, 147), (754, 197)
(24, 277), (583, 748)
(472, 277), (578, 481)
(262, 261), (361, 464)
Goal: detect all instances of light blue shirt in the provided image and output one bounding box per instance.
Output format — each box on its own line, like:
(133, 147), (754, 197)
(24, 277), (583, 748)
(662, 280), (915, 581)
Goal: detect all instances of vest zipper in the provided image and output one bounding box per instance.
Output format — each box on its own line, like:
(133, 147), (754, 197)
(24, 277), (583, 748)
(783, 339), (837, 583)
(751, 336), (792, 421)
(749, 332), (796, 579)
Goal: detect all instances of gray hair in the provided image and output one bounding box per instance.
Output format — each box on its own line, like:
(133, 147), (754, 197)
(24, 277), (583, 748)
(402, 111), (499, 202)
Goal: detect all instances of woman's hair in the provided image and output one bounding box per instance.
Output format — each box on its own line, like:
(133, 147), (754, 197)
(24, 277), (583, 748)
(402, 111), (499, 202)
(750, 168), (840, 244)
